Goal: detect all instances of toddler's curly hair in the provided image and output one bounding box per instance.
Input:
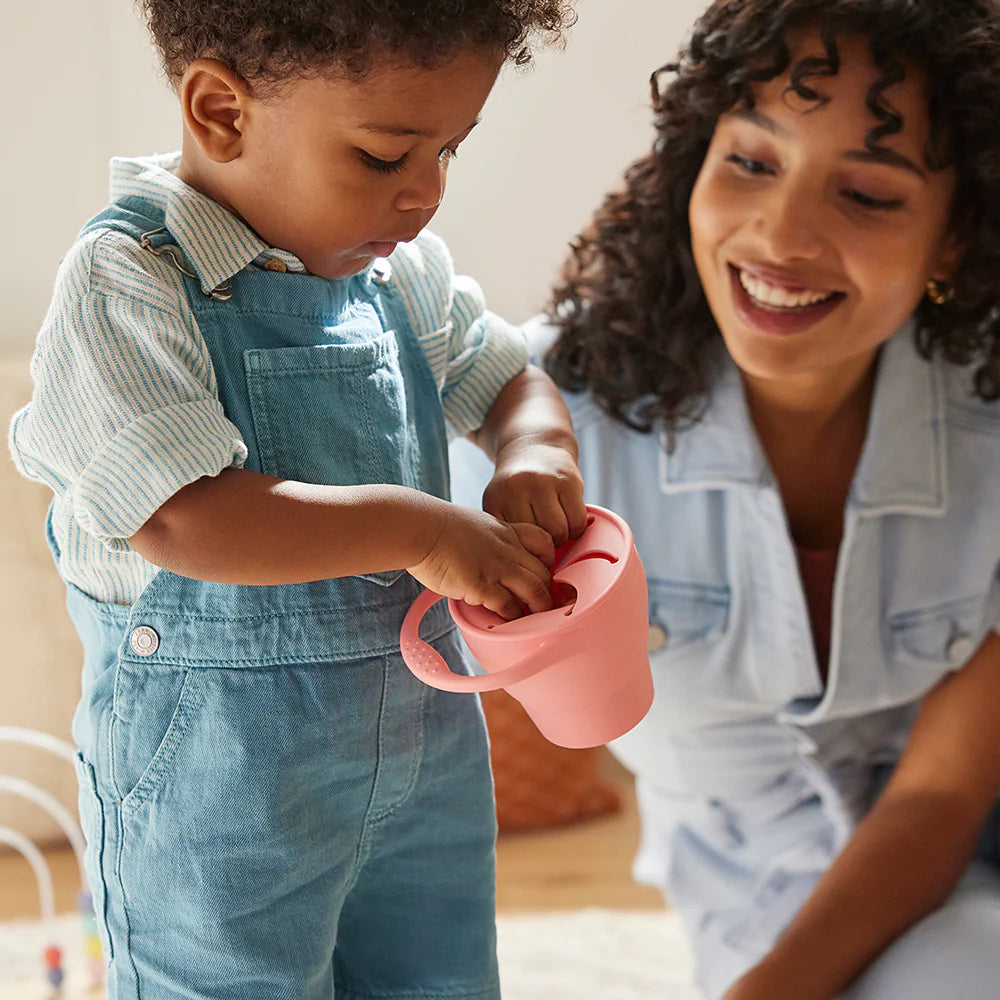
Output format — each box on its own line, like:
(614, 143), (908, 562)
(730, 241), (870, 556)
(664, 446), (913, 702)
(139, 0), (574, 88)
(547, 0), (1000, 433)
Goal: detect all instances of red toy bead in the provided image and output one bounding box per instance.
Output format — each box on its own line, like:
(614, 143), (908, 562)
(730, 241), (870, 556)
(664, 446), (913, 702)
(43, 946), (62, 969)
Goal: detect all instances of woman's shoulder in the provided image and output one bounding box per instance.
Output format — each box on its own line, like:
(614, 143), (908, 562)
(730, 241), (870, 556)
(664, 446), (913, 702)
(522, 314), (621, 433)
(941, 358), (1000, 437)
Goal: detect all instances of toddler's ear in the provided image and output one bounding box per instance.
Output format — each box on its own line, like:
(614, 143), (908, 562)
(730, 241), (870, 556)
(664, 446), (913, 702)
(179, 59), (250, 163)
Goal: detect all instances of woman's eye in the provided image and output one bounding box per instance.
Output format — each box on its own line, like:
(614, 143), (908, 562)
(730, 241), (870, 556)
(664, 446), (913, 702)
(727, 153), (772, 175)
(359, 150), (408, 175)
(439, 146), (459, 164)
(845, 188), (904, 211)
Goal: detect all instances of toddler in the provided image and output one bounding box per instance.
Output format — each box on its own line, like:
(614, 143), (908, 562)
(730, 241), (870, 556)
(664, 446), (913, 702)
(9, 2), (582, 998)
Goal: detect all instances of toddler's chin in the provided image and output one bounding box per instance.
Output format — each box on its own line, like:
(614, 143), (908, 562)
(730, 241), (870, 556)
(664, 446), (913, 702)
(305, 253), (372, 281)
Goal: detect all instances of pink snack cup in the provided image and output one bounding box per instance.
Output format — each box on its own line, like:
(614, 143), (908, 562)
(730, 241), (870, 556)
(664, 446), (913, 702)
(399, 505), (653, 749)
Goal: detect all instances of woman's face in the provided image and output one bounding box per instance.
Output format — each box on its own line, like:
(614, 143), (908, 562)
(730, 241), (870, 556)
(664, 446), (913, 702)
(689, 31), (957, 397)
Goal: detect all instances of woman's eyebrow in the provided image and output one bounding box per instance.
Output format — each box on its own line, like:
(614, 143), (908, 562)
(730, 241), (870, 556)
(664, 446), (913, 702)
(843, 147), (927, 180)
(731, 107), (789, 136)
(730, 107), (927, 180)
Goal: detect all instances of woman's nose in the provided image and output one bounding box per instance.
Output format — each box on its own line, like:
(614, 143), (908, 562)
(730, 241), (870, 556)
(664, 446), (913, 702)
(754, 182), (825, 262)
(395, 159), (447, 213)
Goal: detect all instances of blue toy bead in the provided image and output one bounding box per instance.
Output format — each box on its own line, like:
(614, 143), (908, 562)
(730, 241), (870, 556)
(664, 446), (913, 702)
(46, 966), (65, 986)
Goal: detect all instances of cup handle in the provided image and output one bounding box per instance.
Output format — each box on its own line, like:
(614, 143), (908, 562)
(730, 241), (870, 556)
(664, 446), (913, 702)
(400, 590), (577, 693)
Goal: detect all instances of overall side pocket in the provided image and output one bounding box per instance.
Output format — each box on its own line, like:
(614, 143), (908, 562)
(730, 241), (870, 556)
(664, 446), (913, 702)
(112, 664), (205, 810)
(73, 752), (113, 962)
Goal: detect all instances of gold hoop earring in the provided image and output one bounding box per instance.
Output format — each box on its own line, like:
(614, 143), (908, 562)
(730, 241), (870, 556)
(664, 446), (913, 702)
(925, 279), (953, 305)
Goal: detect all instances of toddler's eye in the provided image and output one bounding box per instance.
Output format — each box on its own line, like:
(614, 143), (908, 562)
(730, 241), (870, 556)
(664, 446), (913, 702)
(439, 146), (459, 164)
(846, 188), (904, 211)
(727, 153), (772, 175)
(359, 150), (408, 175)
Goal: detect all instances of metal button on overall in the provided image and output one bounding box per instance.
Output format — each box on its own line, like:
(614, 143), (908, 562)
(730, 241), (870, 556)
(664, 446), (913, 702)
(129, 625), (159, 656)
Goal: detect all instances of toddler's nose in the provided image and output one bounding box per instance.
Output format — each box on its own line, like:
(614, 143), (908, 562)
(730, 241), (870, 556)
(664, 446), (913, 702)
(395, 161), (446, 212)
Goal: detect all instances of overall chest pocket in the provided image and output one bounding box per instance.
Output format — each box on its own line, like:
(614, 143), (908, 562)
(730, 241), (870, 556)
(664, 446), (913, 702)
(245, 336), (410, 586)
(245, 336), (411, 486)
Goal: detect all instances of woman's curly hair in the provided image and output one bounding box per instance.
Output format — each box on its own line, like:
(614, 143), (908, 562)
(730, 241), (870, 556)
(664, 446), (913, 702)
(139, 0), (574, 89)
(546, 0), (1000, 433)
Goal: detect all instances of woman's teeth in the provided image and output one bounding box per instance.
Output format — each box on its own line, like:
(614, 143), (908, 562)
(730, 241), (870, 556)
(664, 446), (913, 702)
(739, 270), (836, 310)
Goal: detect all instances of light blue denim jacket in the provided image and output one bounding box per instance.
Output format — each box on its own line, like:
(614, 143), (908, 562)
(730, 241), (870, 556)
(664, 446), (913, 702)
(451, 318), (1000, 997)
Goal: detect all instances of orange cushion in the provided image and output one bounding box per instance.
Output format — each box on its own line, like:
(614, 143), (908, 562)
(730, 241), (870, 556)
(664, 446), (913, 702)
(481, 689), (621, 832)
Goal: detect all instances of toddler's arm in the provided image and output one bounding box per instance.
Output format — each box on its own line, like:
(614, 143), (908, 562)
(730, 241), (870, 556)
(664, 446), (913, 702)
(389, 233), (585, 545)
(469, 363), (587, 546)
(721, 629), (1000, 1000)
(130, 470), (555, 620)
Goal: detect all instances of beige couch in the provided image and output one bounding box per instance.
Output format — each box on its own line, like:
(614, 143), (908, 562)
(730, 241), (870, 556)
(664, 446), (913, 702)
(1, 350), (82, 846)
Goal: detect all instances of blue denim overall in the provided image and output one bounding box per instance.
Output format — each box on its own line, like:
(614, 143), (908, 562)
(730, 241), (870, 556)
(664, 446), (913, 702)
(63, 198), (500, 1000)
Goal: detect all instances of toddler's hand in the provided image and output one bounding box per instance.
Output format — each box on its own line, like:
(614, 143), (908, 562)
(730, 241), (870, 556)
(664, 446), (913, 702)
(407, 503), (555, 620)
(483, 440), (587, 547)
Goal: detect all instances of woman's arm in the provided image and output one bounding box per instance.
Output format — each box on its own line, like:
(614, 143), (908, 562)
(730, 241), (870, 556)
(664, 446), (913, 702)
(724, 629), (1000, 1000)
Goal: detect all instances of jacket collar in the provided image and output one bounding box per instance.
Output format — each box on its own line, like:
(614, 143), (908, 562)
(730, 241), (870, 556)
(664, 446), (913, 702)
(661, 323), (947, 516)
(109, 153), (306, 296)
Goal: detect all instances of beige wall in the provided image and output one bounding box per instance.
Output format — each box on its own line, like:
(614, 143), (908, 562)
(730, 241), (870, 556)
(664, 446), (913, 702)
(1, 0), (706, 347)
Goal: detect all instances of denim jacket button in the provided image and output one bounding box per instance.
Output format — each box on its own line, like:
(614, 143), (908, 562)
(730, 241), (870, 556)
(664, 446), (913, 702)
(129, 625), (159, 657)
(647, 624), (667, 653)
(947, 634), (975, 665)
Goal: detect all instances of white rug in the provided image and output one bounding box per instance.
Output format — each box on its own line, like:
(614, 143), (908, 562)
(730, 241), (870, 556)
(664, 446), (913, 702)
(0, 908), (700, 999)
(497, 908), (700, 999)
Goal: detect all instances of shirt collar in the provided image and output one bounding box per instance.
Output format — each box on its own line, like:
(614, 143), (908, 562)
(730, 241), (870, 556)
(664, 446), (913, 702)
(660, 321), (947, 516)
(108, 153), (310, 294)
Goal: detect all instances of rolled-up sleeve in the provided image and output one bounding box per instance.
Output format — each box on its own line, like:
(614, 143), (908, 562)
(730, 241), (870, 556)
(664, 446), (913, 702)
(9, 231), (246, 550)
(387, 232), (527, 440)
(440, 276), (528, 439)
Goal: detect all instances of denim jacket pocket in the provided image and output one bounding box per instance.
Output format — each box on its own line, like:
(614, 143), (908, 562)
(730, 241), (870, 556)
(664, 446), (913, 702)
(888, 593), (992, 676)
(647, 579), (731, 652)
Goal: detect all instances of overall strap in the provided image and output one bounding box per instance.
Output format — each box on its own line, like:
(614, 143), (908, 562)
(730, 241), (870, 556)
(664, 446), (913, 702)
(78, 196), (168, 244)
(78, 197), (232, 301)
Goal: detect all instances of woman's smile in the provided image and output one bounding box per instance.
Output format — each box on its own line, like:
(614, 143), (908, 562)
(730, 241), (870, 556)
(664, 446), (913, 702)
(729, 263), (845, 336)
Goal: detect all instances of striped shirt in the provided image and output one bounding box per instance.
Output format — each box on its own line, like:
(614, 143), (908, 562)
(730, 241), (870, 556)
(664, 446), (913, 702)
(9, 153), (527, 604)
